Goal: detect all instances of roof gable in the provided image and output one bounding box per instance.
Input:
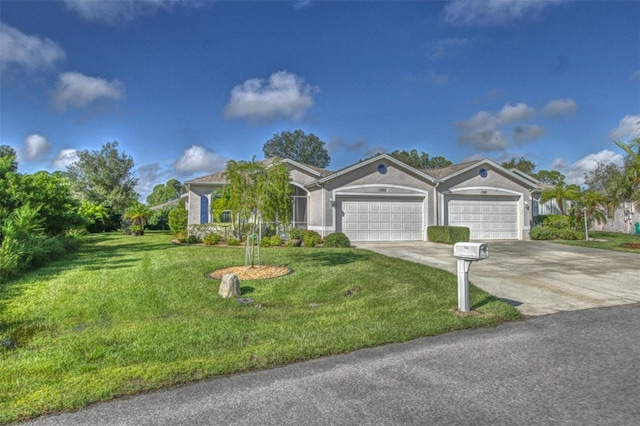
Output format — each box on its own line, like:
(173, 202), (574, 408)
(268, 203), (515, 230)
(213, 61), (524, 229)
(436, 158), (540, 190)
(316, 153), (438, 185)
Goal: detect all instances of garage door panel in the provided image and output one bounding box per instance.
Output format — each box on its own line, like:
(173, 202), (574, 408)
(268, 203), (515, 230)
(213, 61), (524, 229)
(340, 199), (424, 241)
(447, 199), (518, 240)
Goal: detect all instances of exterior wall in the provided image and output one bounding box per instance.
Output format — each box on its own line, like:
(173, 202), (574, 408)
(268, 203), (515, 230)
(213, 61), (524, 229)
(186, 183), (225, 225)
(312, 162), (435, 239)
(593, 202), (640, 234)
(438, 165), (534, 240)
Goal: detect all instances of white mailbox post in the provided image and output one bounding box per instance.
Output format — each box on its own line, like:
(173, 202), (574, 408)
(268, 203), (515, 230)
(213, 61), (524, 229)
(453, 242), (489, 312)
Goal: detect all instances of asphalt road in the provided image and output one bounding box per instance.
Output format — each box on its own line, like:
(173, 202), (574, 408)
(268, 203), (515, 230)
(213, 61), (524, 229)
(24, 303), (640, 426)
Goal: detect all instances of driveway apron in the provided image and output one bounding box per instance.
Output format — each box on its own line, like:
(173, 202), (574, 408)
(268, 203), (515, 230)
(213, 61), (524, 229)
(356, 240), (640, 317)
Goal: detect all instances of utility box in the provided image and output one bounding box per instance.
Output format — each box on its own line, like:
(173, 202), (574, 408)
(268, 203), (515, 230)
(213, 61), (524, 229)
(453, 242), (489, 261)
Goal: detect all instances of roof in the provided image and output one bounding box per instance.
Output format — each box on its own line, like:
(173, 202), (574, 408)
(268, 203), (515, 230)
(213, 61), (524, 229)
(185, 171), (226, 185)
(184, 156), (540, 190)
(184, 158), (333, 185)
(421, 160), (480, 179)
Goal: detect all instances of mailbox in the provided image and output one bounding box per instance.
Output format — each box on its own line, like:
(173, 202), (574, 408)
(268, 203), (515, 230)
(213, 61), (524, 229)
(453, 242), (488, 260)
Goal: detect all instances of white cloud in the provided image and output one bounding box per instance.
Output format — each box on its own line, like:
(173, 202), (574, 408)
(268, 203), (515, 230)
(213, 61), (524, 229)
(565, 150), (624, 185)
(512, 125), (545, 145)
(543, 98), (577, 117)
(223, 71), (317, 122)
(52, 72), (125, 112)
(455, 103), (539, 151)
(0, 22), (66, 70)
(52, 148), (79, 169)
(441, 0), (568, 27)
(551, 157), (567, 170)
(22, 134), (51, 160)
(630, 70), (640, 81)
(135, 163), (175, 201)
(174, 145), (227, 174)
(63, 0), (199, 24)
(608, 115), (640, 141)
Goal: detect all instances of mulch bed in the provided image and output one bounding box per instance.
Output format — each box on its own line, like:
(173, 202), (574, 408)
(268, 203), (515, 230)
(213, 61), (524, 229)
(208, 265), (292, 280)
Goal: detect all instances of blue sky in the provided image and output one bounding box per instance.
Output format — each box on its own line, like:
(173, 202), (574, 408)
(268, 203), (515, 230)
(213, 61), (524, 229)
(1, 0), (639, 199)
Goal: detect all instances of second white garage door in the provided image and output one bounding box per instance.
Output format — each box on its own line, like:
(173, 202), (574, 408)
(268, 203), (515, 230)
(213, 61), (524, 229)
(339, 199), (424, 241)
(447, 198), (519, 240)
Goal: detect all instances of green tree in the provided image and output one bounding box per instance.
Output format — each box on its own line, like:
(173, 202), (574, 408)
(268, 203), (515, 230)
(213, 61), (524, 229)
(536, 169), (566, 186)
(501, 157), (537, 175)
(78, 200), (109, 233)
(15, 171), (85, 235)
(540, 183), (581, 215)
(263, 130), (330, 168)
(0, 145), (18, 173)
(389, 149), (429, 169)
(65, 141), (138, 231)
(613, 137), (640, 206)
(426, 155), (453, 168)
(389, 149), (451, 169)
(146, 179), (183, 206)
(216, 158), (292, 267)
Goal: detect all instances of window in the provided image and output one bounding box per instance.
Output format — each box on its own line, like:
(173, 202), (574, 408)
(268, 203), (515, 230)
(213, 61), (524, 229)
(292, 185), (308, 228)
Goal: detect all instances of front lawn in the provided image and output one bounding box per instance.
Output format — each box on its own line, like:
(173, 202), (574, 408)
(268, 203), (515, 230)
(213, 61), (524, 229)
(0, 231), (519, 423)
(554, 231), (640, 253)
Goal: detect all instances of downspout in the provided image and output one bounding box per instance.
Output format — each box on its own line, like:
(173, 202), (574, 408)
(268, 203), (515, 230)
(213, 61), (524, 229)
(434, 181), (440, 226)
(315, 182), (325, 238)
(185, 183), (191, 234)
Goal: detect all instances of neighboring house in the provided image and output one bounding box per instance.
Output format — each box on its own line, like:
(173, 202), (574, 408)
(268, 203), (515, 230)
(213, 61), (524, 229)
(184, 154), (542, 241)
(592, 200), (640, 234)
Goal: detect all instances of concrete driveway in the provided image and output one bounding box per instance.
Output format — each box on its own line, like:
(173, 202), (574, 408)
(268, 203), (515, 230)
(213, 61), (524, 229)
(356, 240), (640, 317)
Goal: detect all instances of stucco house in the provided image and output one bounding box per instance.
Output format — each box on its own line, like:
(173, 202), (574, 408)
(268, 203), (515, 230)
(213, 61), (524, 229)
(184, 154), (542, 241)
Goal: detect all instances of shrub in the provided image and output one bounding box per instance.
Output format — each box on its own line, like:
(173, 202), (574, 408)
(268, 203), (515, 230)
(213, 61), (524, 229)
(543, 215), (572, 229)
(168, 204), (187, 236)
(0, 205), (71, 282)
(301, 230), (323, 247)
(530, 226), (585, 241)
(227, 237), (240, 246)
(260, 236), (271, 247)
(289, 227), (303, 240)
(556, 228), (585, 240)
(203, 233), (221, 246)
(323, 232), (351, 248)
(186, 235), (201, 244)
(269, 235), (283, 246)
(529, 226), (556, 240)
(427, 226), (470, 243)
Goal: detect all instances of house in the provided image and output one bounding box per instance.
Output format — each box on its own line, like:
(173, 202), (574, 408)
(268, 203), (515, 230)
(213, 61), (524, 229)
(184, 154), (542, 241)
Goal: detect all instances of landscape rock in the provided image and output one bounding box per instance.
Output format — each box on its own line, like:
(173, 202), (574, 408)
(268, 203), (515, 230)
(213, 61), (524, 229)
(219, 273), (241, 298)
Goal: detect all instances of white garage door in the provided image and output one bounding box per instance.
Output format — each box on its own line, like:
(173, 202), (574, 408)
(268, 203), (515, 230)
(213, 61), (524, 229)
(339, 199), (424, 241)
(447, 199), (519, 240)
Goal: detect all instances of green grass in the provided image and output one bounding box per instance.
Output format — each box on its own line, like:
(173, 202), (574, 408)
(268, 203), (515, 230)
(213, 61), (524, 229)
(0, 231), (520, 423)
(553, 231), (640, 253)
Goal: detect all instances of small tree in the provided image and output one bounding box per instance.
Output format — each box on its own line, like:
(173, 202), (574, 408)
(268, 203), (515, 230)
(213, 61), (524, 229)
(124, 202), (151, 235)
(216, 159), (292, 267)
(168, 202), (187, 236)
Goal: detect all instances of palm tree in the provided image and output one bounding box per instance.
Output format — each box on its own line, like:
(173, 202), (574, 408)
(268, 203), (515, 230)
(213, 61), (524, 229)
(539, 183), (581, 215)
(614, 137), (640, 207)
(124, 202), (151, 235)
(576, 189), (608, 226)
